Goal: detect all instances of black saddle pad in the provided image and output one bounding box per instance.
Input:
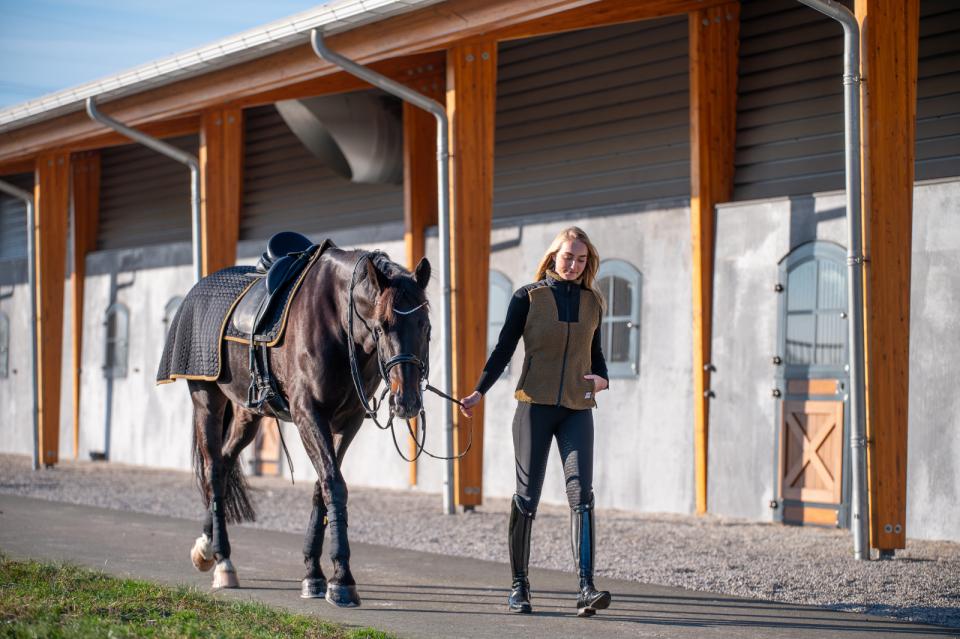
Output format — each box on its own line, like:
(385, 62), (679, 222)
(156, 266), (258, 383)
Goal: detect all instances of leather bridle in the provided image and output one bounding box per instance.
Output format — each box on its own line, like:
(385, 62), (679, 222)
(347, 252), (471, 462)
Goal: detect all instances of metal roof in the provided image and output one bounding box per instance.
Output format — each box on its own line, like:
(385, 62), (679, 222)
(0, 0), (443, 133)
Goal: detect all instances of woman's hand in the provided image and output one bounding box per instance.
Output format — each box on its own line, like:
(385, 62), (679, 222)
(584, 374), (608, 394)
(459, 391), (483, 418)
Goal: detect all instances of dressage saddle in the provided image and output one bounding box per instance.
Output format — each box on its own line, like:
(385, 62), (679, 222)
(236, 231), (319, 421)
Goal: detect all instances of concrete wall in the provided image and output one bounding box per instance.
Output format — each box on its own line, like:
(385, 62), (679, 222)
(709, 190), (848, 522)
(0, 260), (35, 456)
(709, 178), (960, 542)
(414, 205), (695, 513)
(906, 178), (960, 541)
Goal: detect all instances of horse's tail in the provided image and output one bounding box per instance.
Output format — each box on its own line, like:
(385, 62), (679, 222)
(192, 401), (257, 524)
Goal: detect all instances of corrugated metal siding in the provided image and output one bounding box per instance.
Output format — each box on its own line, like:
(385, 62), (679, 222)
(494, 16), (690, 219)
(736, 0), (960, 201)
(0, 173), (33, 261)
(241, 104), (403, 241)
(734, 0), (847, 201)
(916, 0), (960, 181)
(98, 136), (197, 250)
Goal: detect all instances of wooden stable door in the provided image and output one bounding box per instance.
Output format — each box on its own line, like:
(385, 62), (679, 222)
(779, 395), (844, 526)
(775, 242), (849, 528)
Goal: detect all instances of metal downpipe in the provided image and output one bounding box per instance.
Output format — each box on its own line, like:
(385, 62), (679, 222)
(0, 179), (40, 470)
(310, 30), (457, 514)
(85, 98), (203, 284)
(795, 0), (869, 560)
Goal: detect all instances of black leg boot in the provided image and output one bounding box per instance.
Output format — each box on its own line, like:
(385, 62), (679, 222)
(571, 500), (611, 617)
(508, 495), (534, 614)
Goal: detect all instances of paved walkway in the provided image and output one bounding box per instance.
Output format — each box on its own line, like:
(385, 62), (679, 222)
(1, 495), (955, 639)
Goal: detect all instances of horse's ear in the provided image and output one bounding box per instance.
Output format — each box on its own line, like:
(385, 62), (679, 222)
(364, 256), (390, 294)
(414, 257), (431, 289)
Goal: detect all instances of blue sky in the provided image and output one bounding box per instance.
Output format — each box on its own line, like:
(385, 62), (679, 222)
(0, 0), (326, 108)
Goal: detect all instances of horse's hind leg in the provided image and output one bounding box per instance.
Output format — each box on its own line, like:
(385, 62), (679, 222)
(194, 404), (262, 578)
(189, 383), (252, 589)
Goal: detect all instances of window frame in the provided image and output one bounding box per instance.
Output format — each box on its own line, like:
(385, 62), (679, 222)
(163, 296), (183, 338)
(777, 241), (848, 377)
(596, 259), (642, 379)
(0, 311), (9, 379)
(103, 302), (130, 379)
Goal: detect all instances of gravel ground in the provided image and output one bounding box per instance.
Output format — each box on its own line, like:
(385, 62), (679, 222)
(1, 453), (958, 628)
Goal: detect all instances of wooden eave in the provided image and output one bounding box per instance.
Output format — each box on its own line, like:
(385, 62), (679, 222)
(0, 0), (728, 170)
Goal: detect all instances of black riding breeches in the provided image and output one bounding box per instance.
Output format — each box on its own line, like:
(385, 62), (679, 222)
(512, 402), (594, 513)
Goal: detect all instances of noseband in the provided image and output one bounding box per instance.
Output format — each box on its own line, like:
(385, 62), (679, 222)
(346, 252), (471, 463)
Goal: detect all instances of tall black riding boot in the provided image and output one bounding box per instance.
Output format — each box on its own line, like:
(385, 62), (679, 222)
(508, 495), (534, 613)
(571, 500), (611, 617)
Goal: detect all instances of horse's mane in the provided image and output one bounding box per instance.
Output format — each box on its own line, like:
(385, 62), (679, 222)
(369, 252), (429, 324)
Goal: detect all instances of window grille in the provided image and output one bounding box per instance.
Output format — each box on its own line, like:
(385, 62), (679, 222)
(103, 303), (130, 379)
(596, 259), (642, 377)
(163, 296), (183, 338)
(780, 242), (848, 370)
(0, 312), (9, 379)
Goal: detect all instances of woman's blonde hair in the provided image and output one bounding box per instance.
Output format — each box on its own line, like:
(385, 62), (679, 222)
(534, 226), (605, 308)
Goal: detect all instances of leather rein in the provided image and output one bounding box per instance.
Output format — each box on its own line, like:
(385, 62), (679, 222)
(346, 252), (472, 463)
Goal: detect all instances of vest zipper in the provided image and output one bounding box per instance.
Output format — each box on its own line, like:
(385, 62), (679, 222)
(556, 283), (572, 406)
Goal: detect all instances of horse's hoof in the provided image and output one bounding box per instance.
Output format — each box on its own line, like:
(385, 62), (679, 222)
(212, 559), (239, 589)
(325, 582), (361, 607)
(301, 577), (328, 599)
(190, 535), (215, 572)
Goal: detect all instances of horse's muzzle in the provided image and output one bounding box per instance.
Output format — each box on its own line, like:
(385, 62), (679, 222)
(391, 389), (422, 420)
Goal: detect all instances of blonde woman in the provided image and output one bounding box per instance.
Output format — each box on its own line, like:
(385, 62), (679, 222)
(460, 226), (611, 617)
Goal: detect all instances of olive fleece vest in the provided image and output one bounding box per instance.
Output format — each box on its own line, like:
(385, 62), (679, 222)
(514, 283), (602, 410)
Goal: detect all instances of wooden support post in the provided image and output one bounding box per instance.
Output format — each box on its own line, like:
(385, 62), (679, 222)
(70, 151), (100, 459)
(34, 152), (70, 467)
(402, 68), (443, 484)
(200, 108), (244, 276)
(447, 40), (497, 507)
(856, 0), (919, 551)
(689, 3), (739, 515)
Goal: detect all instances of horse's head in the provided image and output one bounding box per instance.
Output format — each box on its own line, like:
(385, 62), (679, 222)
(362, 254), (431, 420)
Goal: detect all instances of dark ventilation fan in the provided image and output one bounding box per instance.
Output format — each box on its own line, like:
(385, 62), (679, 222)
(276, 90), (403, 185)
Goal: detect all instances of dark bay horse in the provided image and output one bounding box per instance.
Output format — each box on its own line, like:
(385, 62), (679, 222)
(185, 246), (430, 607)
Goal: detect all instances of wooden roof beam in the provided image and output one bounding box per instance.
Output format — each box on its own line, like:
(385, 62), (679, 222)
(0, 0), (727, 165)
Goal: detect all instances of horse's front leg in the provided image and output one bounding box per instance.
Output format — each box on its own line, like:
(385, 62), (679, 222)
(294, 407), (360, 607)
(300, 481), (328, 598)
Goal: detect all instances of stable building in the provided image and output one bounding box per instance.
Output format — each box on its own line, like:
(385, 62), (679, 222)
(1, 0), (958, 554)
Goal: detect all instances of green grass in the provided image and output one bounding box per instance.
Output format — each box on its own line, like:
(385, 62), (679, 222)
(0, 555), (393, 639)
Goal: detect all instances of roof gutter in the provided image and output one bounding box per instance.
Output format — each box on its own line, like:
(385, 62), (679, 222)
(0, 179), (40, 471)
(795, 0), (869, 561)
(310, 29), (458, 515)
(86, 98), (203, 284)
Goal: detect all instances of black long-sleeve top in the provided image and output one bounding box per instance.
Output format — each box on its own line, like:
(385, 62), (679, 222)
(475, 275), (608, 395)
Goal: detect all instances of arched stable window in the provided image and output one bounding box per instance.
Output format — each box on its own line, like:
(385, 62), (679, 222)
(597, 259), (642, 377)
(779, 242), (848, 370)
(488, 271), (513, 369)
(0, 312), (9, 379)
(103, 303), (130, 379)
(163, 296), (183, 338)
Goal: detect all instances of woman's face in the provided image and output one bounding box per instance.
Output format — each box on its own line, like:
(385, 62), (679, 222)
(554, 239), (589, 281)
